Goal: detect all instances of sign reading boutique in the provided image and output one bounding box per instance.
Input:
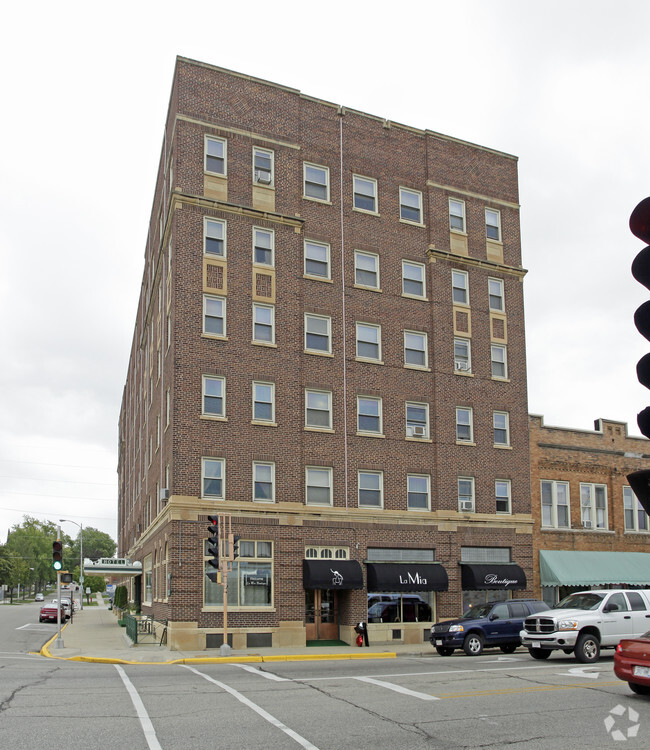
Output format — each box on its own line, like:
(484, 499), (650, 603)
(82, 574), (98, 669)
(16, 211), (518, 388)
(460, 563), (527, 591)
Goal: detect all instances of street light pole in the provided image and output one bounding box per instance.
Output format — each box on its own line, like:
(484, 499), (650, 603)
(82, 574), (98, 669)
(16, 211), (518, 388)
(59, 519), (83, 611)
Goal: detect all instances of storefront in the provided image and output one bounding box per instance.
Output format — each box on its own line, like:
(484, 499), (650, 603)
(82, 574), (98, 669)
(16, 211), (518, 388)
(459, 562), (527, 610)
(302, 559), (363, 641)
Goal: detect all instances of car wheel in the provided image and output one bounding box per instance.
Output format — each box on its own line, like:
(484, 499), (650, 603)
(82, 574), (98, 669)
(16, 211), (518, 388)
(435, 647), (455, 656)
(629, 682), (650, 696)
(500, 644), (517, 654)
(529, 647), (551, 660)
(463, 633), (484, 656)
(39, 618), (44, 623)
(574, 633), (600, 663)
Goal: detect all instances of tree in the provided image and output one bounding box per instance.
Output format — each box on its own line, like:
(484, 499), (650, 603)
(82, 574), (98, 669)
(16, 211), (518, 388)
(5, 517), (59, 592)
(69, 527), (116, 562)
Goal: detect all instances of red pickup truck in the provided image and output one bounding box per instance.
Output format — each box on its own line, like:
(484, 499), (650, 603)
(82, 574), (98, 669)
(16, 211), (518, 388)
(39, 602), (68, 623)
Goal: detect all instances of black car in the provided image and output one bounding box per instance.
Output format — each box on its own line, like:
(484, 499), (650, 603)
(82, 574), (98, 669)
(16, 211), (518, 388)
(430, 599), (550, 656)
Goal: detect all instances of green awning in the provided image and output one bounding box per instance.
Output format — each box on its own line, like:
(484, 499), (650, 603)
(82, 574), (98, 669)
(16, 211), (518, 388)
(540, 550), (650, 587)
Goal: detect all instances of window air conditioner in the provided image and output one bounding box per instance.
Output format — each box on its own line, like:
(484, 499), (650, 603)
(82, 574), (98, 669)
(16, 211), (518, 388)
(460, 500), (474, 512)
(255, 171), (272, 184)
(582, 520), (592, 529)
(159, 488), (170, 503)
(407, 425), (427, 438)
(455, 360), (470, 371)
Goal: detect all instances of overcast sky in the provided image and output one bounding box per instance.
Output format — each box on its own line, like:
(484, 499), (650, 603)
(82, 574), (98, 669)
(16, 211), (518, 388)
(1, 0), (649, 545)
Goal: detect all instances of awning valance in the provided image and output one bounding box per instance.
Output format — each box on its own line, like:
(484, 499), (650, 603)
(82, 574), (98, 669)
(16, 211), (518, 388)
(540, 550), (650, 587)
(302, 560), (363, 590)
(460, 563), (526, 590)
(366, 563), (448, 592)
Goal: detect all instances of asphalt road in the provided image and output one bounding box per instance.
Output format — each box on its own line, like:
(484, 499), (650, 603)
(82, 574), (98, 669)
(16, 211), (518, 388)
(1, 604), (648, 749)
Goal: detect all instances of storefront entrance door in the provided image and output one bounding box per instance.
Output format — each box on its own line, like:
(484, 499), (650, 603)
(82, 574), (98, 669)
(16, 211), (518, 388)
(305, 590), (339, 640)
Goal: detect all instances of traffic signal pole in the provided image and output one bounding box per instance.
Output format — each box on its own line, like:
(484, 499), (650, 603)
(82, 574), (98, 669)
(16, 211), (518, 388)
(54, 526), (64, 649)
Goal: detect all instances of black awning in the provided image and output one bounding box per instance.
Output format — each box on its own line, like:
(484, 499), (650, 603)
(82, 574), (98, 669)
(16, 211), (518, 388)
(460, 563), (527, 590)
(367, 563), (448, 592)
(302, 559), (363, 590)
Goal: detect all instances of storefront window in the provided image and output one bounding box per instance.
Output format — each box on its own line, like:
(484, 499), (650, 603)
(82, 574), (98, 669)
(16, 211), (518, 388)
(367, 592), (433, 623)
(204, 540), (272, 608)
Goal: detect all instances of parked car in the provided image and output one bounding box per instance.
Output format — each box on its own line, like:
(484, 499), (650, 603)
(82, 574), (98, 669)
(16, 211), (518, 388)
(367, 595), (432, 623)
(35, 593), (44, 602)
(431, 599), (550, 656)
(39, 602), (67, 623)
(51, 598), (72, 618)
(614, 632), (650, 695)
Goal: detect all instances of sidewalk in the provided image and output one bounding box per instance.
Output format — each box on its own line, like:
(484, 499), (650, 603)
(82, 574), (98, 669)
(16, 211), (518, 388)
(40, 595), (432, 665)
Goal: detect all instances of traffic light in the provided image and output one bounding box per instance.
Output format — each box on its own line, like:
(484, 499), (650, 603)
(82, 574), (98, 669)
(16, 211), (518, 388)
(52, 540), (63, 571)
(231, 535), (241, 560)
(627, 196), (650, 513)
(206, 515), (220, 583)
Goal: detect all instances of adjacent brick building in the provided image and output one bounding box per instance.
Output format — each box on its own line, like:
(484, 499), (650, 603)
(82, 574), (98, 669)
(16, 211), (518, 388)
(117, 57), (534, 651)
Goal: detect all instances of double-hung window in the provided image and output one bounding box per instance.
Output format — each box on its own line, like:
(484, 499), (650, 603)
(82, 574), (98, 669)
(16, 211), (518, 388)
(358, 471), (383, 508)
(252, 382), (275, 423)
(304, 240), (330, 279)
(456, 407), (473, 443)
(202, 375), (225, 417)
(493, 411), (510, 446)
(541, 480), (570, 528)
(454, 338), (471, 373)
(580, 483), (607, 529)
(253, 147), (274, 186)
(357, 396), (382, 434)
(406, 402), (429, 439)
(253, 462), (275, 502)
(449, 199), (466, 232)
(304, 314), (332, 353)
(407, 474), (430, 511)
(202, 458), (224, 499)
(399, 187), (422, 223)
(204, 218), (226, 256)
(624, 486), (649, 531)
(402, 260), (426, 298)
(203, 295), (226, 337)
(452, 270), (469, 305)
(253, 227), (274, 266)
(486, 209), (501, 241)
(306, 467), (332, 506)
(356, 323), (381, 361)
(303, 163), (329, 201)
(305, 389), (332, 429)
(404, 330), (428, 368)
(253, 303), (275, 344)
(488, 278), (505, 311)
(353, 175), (377, 213)
(458, 477), (475, 512)
(491, 345), (508, 379)
(354, 251), (380, 288)
(205, 136), (226, 175)
(496, 480), (511, 514)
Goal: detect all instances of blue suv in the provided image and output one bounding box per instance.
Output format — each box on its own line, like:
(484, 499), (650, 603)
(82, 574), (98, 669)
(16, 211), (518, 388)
(430, 599), (549, 656)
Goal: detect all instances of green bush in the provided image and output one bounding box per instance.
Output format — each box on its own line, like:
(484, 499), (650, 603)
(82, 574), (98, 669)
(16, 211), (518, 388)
(113, 585), (128, 610)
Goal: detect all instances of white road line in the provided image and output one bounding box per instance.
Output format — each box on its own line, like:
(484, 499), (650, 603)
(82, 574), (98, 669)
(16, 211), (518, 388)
(182, 665), (319, 750)
(353, 676), (439, 701)
(114, 665), (163, 750)
(304, 663), (577, 681)
(232, 663), (290, 681)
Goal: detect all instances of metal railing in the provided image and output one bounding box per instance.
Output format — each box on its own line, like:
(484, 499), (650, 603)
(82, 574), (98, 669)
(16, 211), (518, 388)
(124, 614), (167, 645)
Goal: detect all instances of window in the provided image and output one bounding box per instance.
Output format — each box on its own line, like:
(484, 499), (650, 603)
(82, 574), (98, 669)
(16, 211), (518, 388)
(354, 251), (380, 288)
(353, 175), (377, 213)
(253, 303), (275, 344)
(399, 187), (422, 223)
(541, 480), (570, 528)
(486, 209), (501, 241)
(407, 474), (430, 510)
(303, 163), (329, 201)
(253, 462), (275, 502)
(358, 470), (383, 508)
(580, 483), (608, 529)
(357, 396), (382, 434)
(404, 330), (428, 368)
(449, 199), (466, 232)
(304, 240), (330, 279)
(252, 382), (275, 423)
(491, 345), (508, 379)
(253, 147), (274, 186)
(304, 314), (332, 353)
(496, 480), (511, 514)
(452, 270), (469, 305)
(493, 412), (510, 446)
(305, 389), (332, 429)
(454, 338), (471, 372)
(406, 402), (429, 439)
(202, 375), (225, 417)
(205, 136), (226, 175)
(204, 218), (226, 256)
(402, 260), (426, 298)
(306, 467), (332, 505)
(205, 540), (272, 608)
(356, 323), (381, 361)
(253, 227), (274, 266)
(488, 278), (505, 311)
(202, 458), (224, 499)
(456, 407), (473, 443)
(305, 546), (349, 559)
(203, 295), (226, 337)
(458, 477), (475, 512)
(624, 486), (649, 531)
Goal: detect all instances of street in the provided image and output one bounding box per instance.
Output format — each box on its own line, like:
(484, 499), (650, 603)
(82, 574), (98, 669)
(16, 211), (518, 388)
(0, 604), (648, 749)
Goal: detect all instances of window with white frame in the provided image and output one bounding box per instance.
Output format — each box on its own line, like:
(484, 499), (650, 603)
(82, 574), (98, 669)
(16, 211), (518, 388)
(306, 467), (332, 505)
(305, 546), (349, 559)
(624, 486), (649, 531)
(406, 402), (429, 439)
(202, 458), (224, 499)
(404, 330), (428, 368)
(253, 227), (274, 266)
(496, 480), (511, 514)
(541, 480), (570, 528)
(402, 260), (426, 298)
(204, 218), (226, 256)
(580, 483), (607, 529)
(253, 303), (275, 344)
(449, 199), (466, 232)
(353, 175), (378, 213)
(253, 461), (275, 502)
(205, 136), (226, 175)
(304, 314), (332, 353)
(493, 411), (510, 446)
(454, 338), (471, 372)
(486, 209), (501, 241)
(458, 477), (475, 512)
(252, 381), (275, 423)
(357, 396), (382, 434)
(304, 240), (330, 279)
(456, 407), (473, 443)
(488, 278), (505, 311)
(305, 389), (332, 429)
(205, 540), (272, 608)
(399, 187), (423, 223)
(203, 295), (226, 337)
(354, 251), (380, 288)
(303, 163), (330, 201)
(356, 323), (381, 360)
(407, 474), (430, 511)
(491, 345), (508, 379)
(452, 270), (469, 305)
(202, 375), (225, 417)
(358, 470), (383, 508)
(253, 147), (274, 186)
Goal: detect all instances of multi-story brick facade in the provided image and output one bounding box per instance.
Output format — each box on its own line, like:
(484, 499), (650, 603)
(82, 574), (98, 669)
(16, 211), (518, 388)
(529, 415), (650, 606)
(117, 57), (534, 651)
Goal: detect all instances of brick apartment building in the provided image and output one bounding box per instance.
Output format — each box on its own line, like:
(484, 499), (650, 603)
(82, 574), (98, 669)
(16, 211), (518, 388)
(529, 415), (650, 606)
(117, 57), (534, 651)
